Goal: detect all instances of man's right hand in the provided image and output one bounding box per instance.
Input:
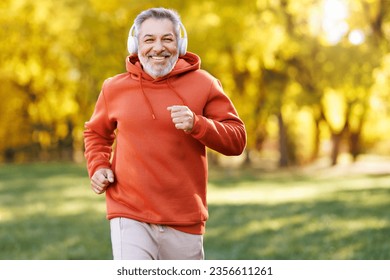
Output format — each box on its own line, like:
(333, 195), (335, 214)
(91, 168), (115, 194)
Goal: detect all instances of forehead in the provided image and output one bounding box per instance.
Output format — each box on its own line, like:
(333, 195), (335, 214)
(139, 18), (175, 37)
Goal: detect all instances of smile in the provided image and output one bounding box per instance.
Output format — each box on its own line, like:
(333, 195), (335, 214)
(148, 53), (171, 61)
(150, 56), (168, 61)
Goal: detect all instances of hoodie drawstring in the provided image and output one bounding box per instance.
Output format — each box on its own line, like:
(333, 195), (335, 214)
(139, 78), (156, 120)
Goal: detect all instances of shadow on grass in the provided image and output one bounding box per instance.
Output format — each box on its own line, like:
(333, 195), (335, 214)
(0, 162), (87, 181)
(205, 187), (390, 260)
(208, 167), (318, 189)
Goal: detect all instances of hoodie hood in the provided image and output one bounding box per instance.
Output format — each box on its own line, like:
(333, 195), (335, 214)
(125, 52), (201, 119)
(126, 52), (201, 81)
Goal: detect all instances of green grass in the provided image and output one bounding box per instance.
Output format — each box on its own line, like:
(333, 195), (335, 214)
(0, 163), (110, 259)
(1, 162), (390, 259)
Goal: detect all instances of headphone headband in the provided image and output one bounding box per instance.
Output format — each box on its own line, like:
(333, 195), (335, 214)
(127, 21), (188, 56)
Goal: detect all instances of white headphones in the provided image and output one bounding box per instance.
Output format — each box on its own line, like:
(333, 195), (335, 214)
(127, 22), (188, 56)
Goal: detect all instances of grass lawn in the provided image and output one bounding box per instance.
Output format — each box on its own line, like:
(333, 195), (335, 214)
(0, 161), (389, 259)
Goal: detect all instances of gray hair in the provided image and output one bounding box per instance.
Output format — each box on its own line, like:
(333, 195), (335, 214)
(133, 8), (181, 39)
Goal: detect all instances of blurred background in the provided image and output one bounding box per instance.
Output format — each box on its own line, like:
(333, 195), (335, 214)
(1, 0), (389, 167)
(0, 0), (390, 260)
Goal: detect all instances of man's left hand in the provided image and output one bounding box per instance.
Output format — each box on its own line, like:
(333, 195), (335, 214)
(167, 105), (194, 132)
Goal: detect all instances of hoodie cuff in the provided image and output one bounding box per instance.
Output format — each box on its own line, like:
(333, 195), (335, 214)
(89, 162), (112, 178)
(187, 114), (207, 138)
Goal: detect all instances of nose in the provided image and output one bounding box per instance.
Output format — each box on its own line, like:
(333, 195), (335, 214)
(152, 39), (165, 52)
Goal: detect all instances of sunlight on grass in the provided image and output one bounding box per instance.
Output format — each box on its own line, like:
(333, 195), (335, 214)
(208, 173), (390, 205)
(208, 184), (323, 204)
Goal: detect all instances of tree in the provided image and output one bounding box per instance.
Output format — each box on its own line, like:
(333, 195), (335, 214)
(1, 0), (389, 166)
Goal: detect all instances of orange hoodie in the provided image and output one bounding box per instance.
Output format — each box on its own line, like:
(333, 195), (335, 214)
(84, 52), (246, 234)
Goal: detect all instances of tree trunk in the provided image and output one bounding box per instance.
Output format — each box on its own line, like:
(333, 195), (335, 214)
(330, 132), (342, 166)
(349, 132), (360, 162)
(277, 111), (289, 167)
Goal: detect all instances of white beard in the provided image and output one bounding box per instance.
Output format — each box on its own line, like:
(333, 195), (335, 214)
(139, 52), (179, 79)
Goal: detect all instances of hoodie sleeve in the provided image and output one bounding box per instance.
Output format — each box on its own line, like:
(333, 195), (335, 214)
(83, 83), (117, 178)
(189, 78), (247, 156)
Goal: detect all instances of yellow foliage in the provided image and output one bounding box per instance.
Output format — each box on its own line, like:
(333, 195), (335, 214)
(0, 0), (390, 163)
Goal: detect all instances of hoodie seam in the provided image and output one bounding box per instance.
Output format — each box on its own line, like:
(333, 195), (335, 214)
(101, 81), (112, 124)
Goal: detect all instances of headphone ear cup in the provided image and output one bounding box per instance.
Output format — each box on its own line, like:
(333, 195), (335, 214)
(178, 22), (188, 56)
(178, 37), (187, 56)
(127, 24), (137, 54)
(127, 35), (138, 54)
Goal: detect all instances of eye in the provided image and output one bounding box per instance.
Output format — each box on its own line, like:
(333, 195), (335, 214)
(144, 38), (154, 43)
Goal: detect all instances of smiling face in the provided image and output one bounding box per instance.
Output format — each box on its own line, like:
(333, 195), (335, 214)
(137, 18), (179, 79)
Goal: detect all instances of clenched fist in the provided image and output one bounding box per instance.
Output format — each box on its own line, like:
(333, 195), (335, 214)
(167, 105), (194, 132)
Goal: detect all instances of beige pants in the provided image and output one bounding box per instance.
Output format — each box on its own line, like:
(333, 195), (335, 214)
(110, 217), (204, 260)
